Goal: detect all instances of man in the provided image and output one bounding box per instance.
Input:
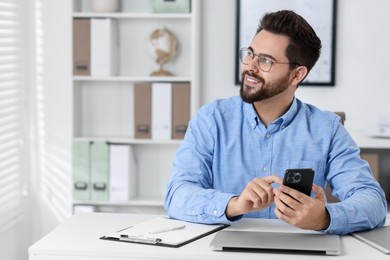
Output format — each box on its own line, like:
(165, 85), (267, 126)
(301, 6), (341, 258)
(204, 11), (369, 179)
(165, 10), (387, 235)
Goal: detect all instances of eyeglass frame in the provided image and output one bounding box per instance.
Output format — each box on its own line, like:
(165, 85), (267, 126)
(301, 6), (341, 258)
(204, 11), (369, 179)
(239, 47), (301, 72)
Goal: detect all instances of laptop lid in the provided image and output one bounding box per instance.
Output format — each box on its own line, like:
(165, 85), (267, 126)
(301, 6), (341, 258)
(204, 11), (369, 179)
(352, 226), (390, 254)
(210, 230), (341, 256)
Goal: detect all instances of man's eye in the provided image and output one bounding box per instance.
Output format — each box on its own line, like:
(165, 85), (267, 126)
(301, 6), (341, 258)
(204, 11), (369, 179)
(259, 57), (272, 64)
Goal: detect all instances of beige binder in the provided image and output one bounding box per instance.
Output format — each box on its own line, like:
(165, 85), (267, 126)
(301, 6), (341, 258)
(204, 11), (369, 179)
(134, 83), (152, 139)
(172, 83), (190, 139)
(73, 19), (90, 75)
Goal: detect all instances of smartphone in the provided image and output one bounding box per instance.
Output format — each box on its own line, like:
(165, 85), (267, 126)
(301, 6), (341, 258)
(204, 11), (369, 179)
(283, 168), (314, 196)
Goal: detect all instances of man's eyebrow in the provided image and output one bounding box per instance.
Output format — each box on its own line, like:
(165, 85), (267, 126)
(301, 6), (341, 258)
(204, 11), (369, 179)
(248, 46), (277, 61)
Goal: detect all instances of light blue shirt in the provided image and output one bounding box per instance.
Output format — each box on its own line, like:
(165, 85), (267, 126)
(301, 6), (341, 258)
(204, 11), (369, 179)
(165, 96), (387, 235)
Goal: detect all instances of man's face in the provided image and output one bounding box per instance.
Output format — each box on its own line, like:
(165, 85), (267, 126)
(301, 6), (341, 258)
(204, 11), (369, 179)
(240, 30), (292, 103)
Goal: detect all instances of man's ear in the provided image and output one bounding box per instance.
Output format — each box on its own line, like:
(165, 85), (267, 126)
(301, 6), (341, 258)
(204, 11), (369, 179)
(291, 66), (308, 85)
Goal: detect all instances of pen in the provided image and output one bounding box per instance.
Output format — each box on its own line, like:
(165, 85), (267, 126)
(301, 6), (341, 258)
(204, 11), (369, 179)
(120, 234), (162, 244)
(149, 224), (186, 234)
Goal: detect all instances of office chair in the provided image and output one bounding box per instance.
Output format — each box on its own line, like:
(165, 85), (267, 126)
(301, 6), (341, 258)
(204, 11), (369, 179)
(325, 112), (346, 203)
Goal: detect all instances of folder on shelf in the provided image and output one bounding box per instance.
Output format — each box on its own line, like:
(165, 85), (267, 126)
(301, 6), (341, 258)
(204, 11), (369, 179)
(109, 144), (137, 202)
(90, 141), (109, 201)
(152, 83), (172, 140)
(72, 140), (91, 201)
(134, 83), (152, 139)
(73, 19), (91, 75)
(90, 18), (118, 76)
(172, 83), (190, 139)
(100, 216), (228, 248)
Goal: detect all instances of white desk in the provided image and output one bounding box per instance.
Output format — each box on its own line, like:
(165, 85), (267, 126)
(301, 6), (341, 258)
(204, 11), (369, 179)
(29, 213), (390, 260)
(349, 131), (390, 149)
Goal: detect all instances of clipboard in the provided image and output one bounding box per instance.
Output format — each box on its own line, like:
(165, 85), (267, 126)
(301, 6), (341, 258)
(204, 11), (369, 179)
(100, 217), (229, 248)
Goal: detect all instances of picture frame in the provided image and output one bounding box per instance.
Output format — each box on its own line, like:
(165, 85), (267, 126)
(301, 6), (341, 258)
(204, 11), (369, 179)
(235, 0), (337, 86)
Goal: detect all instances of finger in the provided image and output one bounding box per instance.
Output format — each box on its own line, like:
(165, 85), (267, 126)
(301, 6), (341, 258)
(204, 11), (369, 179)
(280, 185), (306, 203)
(274, 187), (300, 210)
(312, 185), (326, 202)
(250, 178), (274, 204)
(274, 194), (295, 216)
(263, 175), (283, 185)
(274, 204), (292, 224)
(243, 188), (262, 208)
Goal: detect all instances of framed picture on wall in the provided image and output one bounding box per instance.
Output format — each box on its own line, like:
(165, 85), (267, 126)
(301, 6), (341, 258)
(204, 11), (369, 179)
(235, 0), (337, 86)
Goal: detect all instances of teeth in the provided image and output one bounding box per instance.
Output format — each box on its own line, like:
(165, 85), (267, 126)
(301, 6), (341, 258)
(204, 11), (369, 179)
(247, 77), (258, 83)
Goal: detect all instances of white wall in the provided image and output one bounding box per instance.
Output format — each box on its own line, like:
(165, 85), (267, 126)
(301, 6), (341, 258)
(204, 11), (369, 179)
(201, 0), (390, 132)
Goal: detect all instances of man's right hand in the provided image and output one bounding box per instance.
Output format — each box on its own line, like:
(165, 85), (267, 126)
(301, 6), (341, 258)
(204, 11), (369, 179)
(225, 175), (282, 218)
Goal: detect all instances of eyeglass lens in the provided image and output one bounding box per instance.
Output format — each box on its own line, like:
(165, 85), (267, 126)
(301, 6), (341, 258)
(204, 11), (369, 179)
(239, 48), (272, 72)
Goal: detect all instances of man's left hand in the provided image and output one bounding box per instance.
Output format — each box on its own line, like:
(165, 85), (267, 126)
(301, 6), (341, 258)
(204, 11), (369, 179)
(273, 184), (330, 230)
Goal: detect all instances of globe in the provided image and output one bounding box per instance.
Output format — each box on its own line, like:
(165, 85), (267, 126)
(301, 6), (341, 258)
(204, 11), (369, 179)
(147, 27), (178, 76)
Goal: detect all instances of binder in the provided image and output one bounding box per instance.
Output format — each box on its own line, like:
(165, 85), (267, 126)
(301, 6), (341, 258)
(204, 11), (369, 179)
(109, 144), (137, 201)
(90, 141), (109, 201)
(152, 83), (172, 140)
(134, 83), (152, 139)
(90, 18), (118, 76)
(172, 83), (190, 139)
(73, 19), (90, 75)
(72, 140), (91, 201)
(100, 217), (228, 248)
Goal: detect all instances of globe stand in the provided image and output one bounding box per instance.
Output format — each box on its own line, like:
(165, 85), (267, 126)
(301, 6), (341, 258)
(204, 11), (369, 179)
(150, 64), (174, 77)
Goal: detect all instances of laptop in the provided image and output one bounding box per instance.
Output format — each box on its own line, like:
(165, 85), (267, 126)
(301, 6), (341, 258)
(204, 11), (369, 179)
(351, 226), (390, 254)
(210, 230), (341, 256)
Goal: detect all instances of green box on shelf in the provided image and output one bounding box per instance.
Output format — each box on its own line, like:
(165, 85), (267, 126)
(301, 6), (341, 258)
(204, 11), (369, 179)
(150, 0), (191, 13)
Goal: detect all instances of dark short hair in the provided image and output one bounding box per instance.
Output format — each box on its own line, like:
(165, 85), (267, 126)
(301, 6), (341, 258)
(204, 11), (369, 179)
(257, 10), (322, 73)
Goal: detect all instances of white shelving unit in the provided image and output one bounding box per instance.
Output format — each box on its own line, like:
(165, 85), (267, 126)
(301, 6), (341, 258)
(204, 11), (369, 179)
(71, 0), (201, 213)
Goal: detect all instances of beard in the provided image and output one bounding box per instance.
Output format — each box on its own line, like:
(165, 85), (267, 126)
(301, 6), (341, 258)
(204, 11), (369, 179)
(240, 70), (290, 103)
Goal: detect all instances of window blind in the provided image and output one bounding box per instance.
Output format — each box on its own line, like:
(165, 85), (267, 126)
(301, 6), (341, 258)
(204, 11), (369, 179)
(32, 0), (72, 222)
(0, 0), (26, 233)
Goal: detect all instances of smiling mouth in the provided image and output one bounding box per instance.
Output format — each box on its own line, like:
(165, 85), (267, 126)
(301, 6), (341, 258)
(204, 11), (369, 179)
(244, 75), (261, 87)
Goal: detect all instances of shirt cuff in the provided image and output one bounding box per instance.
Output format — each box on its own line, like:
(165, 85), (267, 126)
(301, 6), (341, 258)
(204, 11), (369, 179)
(206, 193), (243, 224)
(322, 203), (347, 234)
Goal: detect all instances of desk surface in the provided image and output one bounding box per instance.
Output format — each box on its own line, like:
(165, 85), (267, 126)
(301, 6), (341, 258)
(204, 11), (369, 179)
(29, 212), (390, 260)
(349, 131), (390, 149)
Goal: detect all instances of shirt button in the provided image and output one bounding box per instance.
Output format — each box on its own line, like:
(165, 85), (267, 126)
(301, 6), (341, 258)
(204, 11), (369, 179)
(213, 210), (218, 216)
(252, 123), (256, 129)
(192, 210), (195, 215)
(266, 134), (271, 138)
(263, 167), (268, 172)
(281, 125), (285, 129)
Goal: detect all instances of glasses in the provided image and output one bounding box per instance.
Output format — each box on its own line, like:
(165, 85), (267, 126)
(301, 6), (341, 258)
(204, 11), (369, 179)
(239, 47), (299, 72)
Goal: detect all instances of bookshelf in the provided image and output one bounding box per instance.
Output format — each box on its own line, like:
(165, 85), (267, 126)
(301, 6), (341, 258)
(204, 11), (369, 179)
(71, 0), (201, 213)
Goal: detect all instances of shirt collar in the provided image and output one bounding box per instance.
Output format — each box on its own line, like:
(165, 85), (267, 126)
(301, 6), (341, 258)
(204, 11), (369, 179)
(278, 97), (299, 129)
(243, 101), (259, 130)
(243, 97), (300, 131)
